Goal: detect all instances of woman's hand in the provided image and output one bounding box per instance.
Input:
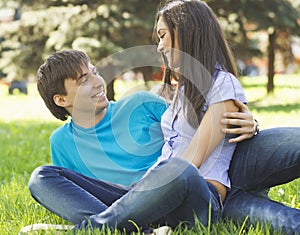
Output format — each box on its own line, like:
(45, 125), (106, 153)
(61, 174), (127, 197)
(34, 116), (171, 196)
(221, 100), (259, 143)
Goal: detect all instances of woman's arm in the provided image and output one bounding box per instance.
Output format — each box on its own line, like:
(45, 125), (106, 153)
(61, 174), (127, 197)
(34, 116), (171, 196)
(221, 100), (259, 143)
(151, 84), (258, 143)
(182, 100), (238, 168)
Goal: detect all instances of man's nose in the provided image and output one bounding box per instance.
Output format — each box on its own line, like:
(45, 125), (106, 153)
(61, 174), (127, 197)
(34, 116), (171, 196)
(93, 74), (104, 87)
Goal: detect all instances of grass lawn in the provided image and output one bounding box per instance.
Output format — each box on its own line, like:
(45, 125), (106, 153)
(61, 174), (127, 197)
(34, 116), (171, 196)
(0, 74), (299, 234)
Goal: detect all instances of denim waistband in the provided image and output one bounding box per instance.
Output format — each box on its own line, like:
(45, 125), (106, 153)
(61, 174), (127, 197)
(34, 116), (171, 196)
(206, 182), (223, 211)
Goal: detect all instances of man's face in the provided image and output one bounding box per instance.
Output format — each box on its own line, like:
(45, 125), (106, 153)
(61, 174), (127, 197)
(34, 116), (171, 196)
(63, 63), (109, 116)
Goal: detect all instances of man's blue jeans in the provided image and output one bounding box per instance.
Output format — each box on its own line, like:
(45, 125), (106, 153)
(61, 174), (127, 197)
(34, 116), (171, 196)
(224, 127), (300, 234)
(29, 158), (222, 232)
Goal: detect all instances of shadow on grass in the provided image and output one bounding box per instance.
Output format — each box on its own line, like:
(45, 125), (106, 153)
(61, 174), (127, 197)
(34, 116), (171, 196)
(248, 102), (300, 113)
(240, 83), (265, 89)
(242, 83), (300, 90)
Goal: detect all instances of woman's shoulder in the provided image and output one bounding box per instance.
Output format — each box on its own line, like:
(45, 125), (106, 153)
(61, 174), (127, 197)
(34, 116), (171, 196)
(213, 68), (242, 89)
(206, 68), (246, 105)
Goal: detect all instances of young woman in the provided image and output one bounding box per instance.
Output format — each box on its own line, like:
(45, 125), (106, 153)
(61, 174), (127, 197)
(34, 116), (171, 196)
(152, 2), (300, 233)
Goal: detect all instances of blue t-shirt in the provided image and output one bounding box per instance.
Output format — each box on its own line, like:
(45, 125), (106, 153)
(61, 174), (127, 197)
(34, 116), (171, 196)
(50, 91), (167, 186)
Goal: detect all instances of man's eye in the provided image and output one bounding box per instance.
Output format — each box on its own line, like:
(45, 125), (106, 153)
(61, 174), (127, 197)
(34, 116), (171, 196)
(92, 68), (98, 75)
(80, 77), (88, 84)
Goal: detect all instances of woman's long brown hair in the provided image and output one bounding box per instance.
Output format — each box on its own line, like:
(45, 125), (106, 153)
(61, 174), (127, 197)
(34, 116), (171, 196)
(153, 0), (237, 128)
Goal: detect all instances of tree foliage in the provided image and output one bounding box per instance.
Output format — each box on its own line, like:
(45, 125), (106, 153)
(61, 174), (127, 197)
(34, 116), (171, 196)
(0, 0), (299, 95)
(207, 0), (300, 93)
(0, 0), (160, 83)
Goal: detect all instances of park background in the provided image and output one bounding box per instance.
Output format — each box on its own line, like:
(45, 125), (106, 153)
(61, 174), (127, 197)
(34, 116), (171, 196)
(0, 0), (300, 234)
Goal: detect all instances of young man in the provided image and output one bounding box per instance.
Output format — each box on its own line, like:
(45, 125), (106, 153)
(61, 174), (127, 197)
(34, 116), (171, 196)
(28, 49), (299, 234)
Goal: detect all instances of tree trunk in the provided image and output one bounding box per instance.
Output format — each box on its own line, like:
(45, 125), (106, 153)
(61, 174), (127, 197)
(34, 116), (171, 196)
(101, 62), (115, 101)
(106, 79), (115, 101)
(267, 30), (276, 94)
(140, 66), (153, 89)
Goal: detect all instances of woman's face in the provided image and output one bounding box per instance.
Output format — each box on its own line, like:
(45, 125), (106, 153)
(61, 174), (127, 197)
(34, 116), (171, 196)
(156, 16), (179, 70)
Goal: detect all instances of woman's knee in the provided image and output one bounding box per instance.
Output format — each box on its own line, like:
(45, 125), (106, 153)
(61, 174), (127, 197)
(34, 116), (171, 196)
(162, 158), (200, 183)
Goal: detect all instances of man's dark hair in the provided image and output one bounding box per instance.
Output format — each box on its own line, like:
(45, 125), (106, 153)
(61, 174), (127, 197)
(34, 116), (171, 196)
(37, 49), (90, 120)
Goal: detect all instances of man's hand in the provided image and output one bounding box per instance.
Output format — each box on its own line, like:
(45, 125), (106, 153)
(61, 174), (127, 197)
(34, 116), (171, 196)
(221, 100), (259, 143)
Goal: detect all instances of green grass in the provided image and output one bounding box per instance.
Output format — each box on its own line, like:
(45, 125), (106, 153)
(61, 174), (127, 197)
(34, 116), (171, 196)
(240, 74), (300, 128)
(0, 74), (299, 234)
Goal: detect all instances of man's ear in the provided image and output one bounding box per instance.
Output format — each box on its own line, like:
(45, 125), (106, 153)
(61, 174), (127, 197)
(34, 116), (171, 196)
(53, 94), (69, 107)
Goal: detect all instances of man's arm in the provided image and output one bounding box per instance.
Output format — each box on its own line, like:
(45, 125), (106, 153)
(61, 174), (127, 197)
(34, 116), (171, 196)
(221, 100), (259, 143)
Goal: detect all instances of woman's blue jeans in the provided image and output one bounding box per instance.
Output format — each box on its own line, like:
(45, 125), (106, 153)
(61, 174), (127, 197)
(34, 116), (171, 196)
(29, 158), (222, 232)
(224, 127), (300, 234)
